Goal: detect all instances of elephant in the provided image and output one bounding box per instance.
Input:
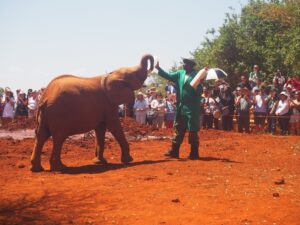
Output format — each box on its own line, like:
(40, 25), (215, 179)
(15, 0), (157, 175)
(30, 54), (154, 172)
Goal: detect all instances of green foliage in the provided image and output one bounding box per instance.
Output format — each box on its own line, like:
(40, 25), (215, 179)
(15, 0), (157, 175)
(193, 0), (300, 87)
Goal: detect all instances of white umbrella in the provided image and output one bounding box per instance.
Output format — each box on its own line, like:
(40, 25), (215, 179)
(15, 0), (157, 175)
(206, 68), (228, 80)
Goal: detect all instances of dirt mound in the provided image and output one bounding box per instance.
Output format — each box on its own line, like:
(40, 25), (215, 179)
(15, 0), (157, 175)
(120, 117), (173, 138)
(0, 117), (173, 138)
(0, 117), (36, 131)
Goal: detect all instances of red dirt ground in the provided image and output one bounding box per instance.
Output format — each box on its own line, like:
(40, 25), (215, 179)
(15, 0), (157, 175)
(0, 126), (300, 225)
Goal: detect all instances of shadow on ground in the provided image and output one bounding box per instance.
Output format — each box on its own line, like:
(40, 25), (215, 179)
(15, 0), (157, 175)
(60, 159), (171, 175)
(57, 156), (240, 175)
(200, 156), (241, 163)
(0, 193), (58, 225)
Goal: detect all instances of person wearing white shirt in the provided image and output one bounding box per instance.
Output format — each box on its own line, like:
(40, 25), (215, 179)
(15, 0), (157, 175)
(275, 91), (290, 135)
(133, 92), (148, 124)
(2, 88), (15, 125)
(27, 91), (38, 118)
(253, 87), (267, 132)
(145, 90), (156, 125)
(150, 93), (166, 128)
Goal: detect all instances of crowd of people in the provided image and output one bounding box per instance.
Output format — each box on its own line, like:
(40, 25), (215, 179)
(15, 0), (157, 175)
(128, 65), (300, 136)
(130, 86), (177, 129)
(0, 87), (45, 125)
(1, 65), (300, 136)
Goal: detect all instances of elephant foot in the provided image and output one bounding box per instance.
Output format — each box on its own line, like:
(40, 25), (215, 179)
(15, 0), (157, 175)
(92, 157), (108, 165)
(50, 162), (68, 172)
(30, 164), (44, 172)
(121, 154), (133, 164)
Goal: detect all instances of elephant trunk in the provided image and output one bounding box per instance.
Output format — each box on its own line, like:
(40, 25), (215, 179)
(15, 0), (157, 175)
(140, 54), (154, 74)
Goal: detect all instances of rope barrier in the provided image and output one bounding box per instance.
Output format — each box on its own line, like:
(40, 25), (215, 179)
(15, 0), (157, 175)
(203, 112), (300, 119)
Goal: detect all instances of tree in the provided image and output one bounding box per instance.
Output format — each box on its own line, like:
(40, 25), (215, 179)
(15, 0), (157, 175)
(193, 0), (300, 87)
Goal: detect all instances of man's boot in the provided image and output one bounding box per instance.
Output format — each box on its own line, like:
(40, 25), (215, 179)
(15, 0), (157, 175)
(164, 143), (180, 158)
(188, 144), (200, 160)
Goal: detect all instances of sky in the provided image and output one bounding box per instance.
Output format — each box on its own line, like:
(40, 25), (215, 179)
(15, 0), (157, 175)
(0, 0), (249, 92)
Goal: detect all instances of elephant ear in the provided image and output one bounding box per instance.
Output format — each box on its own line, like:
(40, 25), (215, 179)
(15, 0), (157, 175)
(104, 78), (135, 105)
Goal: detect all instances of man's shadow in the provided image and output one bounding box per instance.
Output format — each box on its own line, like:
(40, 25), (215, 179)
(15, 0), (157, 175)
(199, 156), (241, 163)
(177, 156), (241, 163)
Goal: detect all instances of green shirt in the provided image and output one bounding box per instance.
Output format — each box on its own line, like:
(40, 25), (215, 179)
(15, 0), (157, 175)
(157, 67), (202, 131)
(249, 71), (263, 81)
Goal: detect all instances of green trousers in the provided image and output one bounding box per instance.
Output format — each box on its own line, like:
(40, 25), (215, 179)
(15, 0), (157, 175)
(172, 113), (199, 147)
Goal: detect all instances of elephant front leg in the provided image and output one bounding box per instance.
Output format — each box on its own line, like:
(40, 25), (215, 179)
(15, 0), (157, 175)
(108, 118), (133, 164)
(93, 124), (108, 164)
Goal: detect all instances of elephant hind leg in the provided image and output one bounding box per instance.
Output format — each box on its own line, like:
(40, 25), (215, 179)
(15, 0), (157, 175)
(50, 136), (67, 172)
(30, 125), (50, 172)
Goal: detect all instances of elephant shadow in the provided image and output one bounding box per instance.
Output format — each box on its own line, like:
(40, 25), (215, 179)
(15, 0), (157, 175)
(58, 156), (240, 174)
(59, 159), (171, 175)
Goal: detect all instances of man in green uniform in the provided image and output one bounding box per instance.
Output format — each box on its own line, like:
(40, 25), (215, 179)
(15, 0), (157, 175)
(155, 58), (207, 159)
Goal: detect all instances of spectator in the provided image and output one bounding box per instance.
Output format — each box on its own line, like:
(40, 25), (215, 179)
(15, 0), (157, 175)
(212, 81), (223, 129)
(249, 65), (263, 89)
(275, 91), (290, 135)
(145, 88), (156, 105)
(165, 93), (176, 129)
(199, 89), (205, 129)
(252, 87), (267, 133)
(202, 88), (217, 129)
(266, 87), (278, 134)
(213, 79), (229, 95)
(15, 90), (28, 119)
(235, 87), (251, 133)
(234, 86), (242, 129)
(37, 88), (45, 103)
(234, 86), (242, 98)
(133, 92), (148, 124)
(284, 76), (300, 91)
(0, 94), (4, 117)
(273, 70), (285, 92)
(165, 81), (176, 94)
(145, 89), (156, 125)
(118, 104), (125, 117)
(237, 74), (252, 91)
(285, 84), (293, 98)
(219, 86), (235, 131)
(289, 91), (300, 135)
(2, 87), (15, 124)
(27, 90), (38, 118)
(271, 77), (281, 94)
(150, 92), (166, 129)
(253, 78), (263, 89)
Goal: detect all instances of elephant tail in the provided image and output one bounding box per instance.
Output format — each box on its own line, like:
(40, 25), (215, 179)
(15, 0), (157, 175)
(35, 101), (50, 137)
(140, 54), (154, 73)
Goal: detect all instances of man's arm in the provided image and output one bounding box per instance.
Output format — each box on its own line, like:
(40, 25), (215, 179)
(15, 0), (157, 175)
(155, 61), (179, 83)
(190, 68), (208, 89)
